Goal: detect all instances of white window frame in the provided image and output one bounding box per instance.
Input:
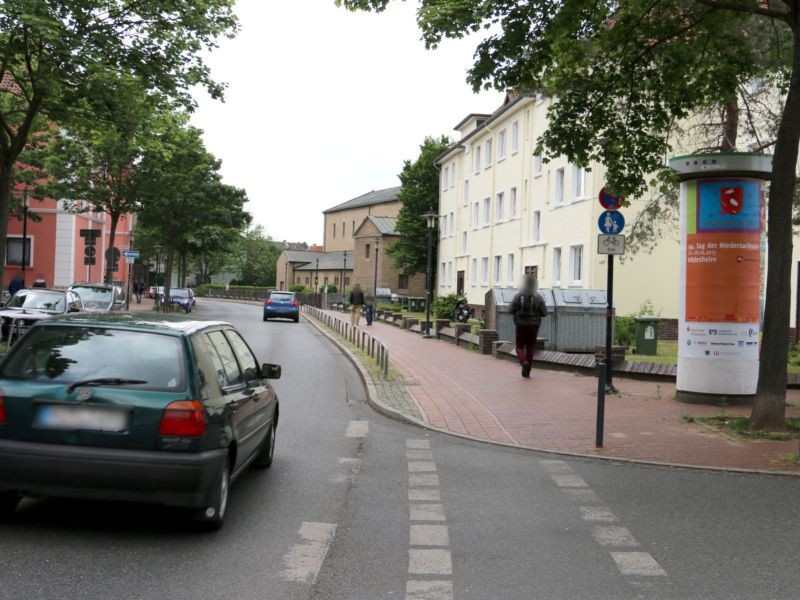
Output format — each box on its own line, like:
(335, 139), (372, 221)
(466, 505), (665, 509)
(473, 201), (480, 230)
(507, 253), (515, 285)
(485, 138), (493, 167)
(461, 230), (468, 255)
(463, 179), (470, 206)
(471, 258), (477, 284)
(572, 165), (590, 201)
(441, 262), (446, 284)
(497, 129), (506, 160)
(481, 257), (489, 285)
(569, 245), (584, 285)
(449, 211), (454, 236)
(509, 187), (518, 219)
(555, 167), (565, 206)
(448, 261), (453, 283)
(440, 214), (447, 239)
(5, 234), (34, 267)
(483, 198), (491, 226)
(534, 154), (543, 176)
(511, 121), (519, 154)
(532, 210), (541, 243)
(474, 146), (481, 173)
(450, 162), (456, 188)
(493, 255), (502, 284)
(496, 192), (504, 222)
(553, 247), (562, 286)
(443, 166), (449, 190)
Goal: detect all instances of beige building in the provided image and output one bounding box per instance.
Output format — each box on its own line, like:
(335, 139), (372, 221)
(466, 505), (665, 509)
(353, 216), (426, 297)
(323, 187), (402, 252)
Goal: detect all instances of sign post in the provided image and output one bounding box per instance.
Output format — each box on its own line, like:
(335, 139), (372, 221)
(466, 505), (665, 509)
(596, 188), (625, 446)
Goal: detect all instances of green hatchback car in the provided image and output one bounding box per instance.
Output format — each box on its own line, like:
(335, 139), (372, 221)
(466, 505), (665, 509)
(0, 313), (280, 530)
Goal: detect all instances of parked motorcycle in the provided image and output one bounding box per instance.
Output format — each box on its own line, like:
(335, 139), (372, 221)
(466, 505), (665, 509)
(454, 297), (474, 323)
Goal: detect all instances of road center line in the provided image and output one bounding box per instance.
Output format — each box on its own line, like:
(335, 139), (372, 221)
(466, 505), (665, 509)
(609, 552), (667, 577)
(406, 580), (454, 600)
(345, 420), (369, 438)
(280, 522), (337, 585)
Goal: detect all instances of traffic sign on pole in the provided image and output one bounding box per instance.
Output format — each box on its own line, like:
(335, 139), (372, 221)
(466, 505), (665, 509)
(598, 210), (625, 234)
(599, 187), (623, 210)
(597, 234), (625, 255)
(122, 250), (140, 259)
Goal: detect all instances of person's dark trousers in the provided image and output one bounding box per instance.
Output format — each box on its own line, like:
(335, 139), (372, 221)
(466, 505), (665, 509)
(365, 303), (374, 325)
(515, 324), (540, 366)
(135, 292), (142, 304)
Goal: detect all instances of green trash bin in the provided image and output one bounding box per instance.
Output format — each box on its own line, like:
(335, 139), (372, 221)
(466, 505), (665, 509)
(634, 316), (660, 356)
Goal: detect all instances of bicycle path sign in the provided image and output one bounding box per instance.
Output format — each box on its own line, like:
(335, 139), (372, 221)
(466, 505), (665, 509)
(597, 234), (625, 255)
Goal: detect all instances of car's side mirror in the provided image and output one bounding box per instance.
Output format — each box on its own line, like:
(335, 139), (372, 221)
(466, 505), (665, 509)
(261, 363), (281, 379)
(68, 306), (81, 313)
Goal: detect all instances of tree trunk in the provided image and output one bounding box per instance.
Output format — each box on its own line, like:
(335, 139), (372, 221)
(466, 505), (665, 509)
(751, 31), (800, 430)
(720, 96), (739, 152)
(0, 161), (13, 288)
(163, 247), (174, 313)
(105, 212), (120, 284)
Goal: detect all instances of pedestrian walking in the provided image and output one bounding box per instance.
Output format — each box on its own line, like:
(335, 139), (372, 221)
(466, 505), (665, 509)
(7, 276), (23, 296)
(365, 290), (374, 326)
(349, 283), (365, 326)
(509, 275), (548, 378)
(134, 281), (144, 304)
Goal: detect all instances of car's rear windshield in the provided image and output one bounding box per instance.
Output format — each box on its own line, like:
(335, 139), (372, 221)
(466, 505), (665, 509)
(171, 288), (189, 297)
(0, 326), (186, 391)
(270, 293), (294, 302)
(6, 290), (66, 313)
(71, 286), (113, 303)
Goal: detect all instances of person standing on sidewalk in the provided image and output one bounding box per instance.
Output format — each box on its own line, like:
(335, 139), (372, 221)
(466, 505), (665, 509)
(364, 290), (374, 326)
(349, 283), (365, 326)
(510, 275), (547, 378)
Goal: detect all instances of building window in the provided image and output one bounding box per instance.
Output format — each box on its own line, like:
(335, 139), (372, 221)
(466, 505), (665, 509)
(440, 214), (447, 239)
(553, 247), (562, 286)
(365, 243), (371, 258)
(441, 262), (446, 284)
(335, 276), (340, 285)
(569, 245), (583, 284)
(461, 231), (467, 255)
(463, 179), (469, 206)
(497, 129), (506, 160)
(342, 222), (346, 237)
(534, 154), (543, 176)
(485, 138), (493, 167)
(449, 211), (454, 236)
(481, 257), (489, 285)
(483, 198), (490, 226)
(398, 274), (409, 289)
(496, 192), (504, 222)
(573, 165), (589, 200)
(450, 162), (456, 187)
(5, 237), (31, 266)
(493, 255), (502, 284)
(352, 220), (355, 234)
(448, 261), (453, 283)
(471, 258), (477, 284)
(473, 201), (479, 229)
(507, 253), (515, 285)
(474, 146), (481, 172)
(510, 187), (518, 218)
(305, 277), (310, 285)
(345, 277), (350, 286)
(533, 210), (541, 243)
(443, 166), (449, 189)
(324, 276), (329, 285)
(333, 223), (336, 238)
(555, 167), (564, 205)
(511, 120), (519, 154)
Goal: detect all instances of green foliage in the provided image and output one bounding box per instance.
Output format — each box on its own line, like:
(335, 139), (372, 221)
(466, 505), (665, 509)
(386, 136), (452, 277)
(614, 316), (636, 349)
(432, 293), (459, 320)
(289, 284), (308, 293)
(230, 226), (282, 287)
(322, 284), (338, 293)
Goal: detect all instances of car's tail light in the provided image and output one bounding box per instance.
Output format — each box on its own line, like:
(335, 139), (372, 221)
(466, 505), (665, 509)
(291, 300), (299, 307)
(266, 299), (274, 306)
(0, 391), (6, 424)
(158, 400), (206, 436)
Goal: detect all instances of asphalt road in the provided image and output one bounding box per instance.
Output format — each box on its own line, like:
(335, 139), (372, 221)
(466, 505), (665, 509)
(1, 300), (800, 600)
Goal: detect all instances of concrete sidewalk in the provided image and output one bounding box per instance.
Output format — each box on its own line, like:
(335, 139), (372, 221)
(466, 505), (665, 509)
(315, 309), (800, 473)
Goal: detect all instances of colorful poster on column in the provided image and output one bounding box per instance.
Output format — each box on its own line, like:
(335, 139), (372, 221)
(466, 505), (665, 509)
(681, 178), (764, 360)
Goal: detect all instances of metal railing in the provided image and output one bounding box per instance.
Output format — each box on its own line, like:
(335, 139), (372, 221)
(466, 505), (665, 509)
(304, 305), (390, 379)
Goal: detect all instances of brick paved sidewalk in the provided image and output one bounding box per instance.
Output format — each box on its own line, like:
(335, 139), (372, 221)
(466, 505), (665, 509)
(317, 310), (800, 473)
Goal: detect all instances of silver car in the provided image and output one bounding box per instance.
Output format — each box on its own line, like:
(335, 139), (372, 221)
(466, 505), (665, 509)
(68, 283), (126, 313)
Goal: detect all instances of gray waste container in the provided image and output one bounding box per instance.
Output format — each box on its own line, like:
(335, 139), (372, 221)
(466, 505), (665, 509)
(552, 289), (611, 352)
(487, 288), (556, 350)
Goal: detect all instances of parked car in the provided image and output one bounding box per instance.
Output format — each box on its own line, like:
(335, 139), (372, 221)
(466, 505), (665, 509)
(263, 291), (299, 322)
(0, 288), (83, 342)
(188, 288), (196, 307)
(0, 313), (281, 530)
(169, 288), (193, 313)
(68, 283), (125, 313)
(148, 286), (157, 299)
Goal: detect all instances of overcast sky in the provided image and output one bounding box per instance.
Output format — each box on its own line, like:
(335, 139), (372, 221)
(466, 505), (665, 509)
(191, 0), (502, 246)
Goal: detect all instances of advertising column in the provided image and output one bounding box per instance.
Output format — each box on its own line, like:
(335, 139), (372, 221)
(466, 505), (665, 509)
(669, 153), (771, 404)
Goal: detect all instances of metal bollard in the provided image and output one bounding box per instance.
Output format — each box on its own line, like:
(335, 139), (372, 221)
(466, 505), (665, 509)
(596, 362), (606, 448)
(383, 347), (389, 378)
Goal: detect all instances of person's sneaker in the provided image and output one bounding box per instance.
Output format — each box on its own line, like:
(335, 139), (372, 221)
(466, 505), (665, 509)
(522, 363), (531, 378)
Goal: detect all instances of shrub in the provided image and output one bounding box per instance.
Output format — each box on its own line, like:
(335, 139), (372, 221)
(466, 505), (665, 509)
(289, 284), (307, 293)
(321, 284), (337, 293)
(432, 293), (459, 320)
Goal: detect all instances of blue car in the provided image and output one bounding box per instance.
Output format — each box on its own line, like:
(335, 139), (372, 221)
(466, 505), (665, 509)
(169, 288), (192, 313)
(263, 291), (299, 323)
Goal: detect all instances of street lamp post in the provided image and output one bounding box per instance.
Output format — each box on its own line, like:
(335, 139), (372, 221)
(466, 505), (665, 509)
(342, 251), (348, 301)
(315, 257), (320, 306)
(373, 237), (380, 298)
(153, 244), (162, 310)
(423, 210), (439, 338)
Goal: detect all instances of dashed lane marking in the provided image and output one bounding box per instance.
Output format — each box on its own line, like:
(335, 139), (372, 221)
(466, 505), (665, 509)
(406, 449), (434, 460)
(406, 439), (431, 449)
(579, 506), (619, 523)
(610, 552), (667, 577)
(562, 488), (602, 503)
(539, 459), (573, 474)
(592, 526), (640, 547)
(409, 488), (441, 502)
(405, 580), (454, 600)
(280, 522), (337, 585)
(410, 503), (446, 522)
(410, 524), (450, 547)
(550, 473), (589, 488)
(408, 461), (437, 473)
(409, 473), (440, 487)
(345, 420), (369, 438)
(408, 549), (453, 575)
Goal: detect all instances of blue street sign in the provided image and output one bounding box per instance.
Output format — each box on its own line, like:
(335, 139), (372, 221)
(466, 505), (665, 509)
(598, 211), (625, 234)
(122, 250), (140, 259)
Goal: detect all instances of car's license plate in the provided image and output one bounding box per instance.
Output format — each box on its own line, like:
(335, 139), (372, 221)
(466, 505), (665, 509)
(35, 405), (128, 432)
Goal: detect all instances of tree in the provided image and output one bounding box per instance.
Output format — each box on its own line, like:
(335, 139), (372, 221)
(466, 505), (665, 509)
(45, 72), (166, 283)
(386, 136), (451, 279)
(231, 226), (283, 287)
(0, 0), (238, 285)
(339, 0), (799, 429)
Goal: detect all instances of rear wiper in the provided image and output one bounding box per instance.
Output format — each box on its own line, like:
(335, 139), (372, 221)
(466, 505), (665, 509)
(67, 378), (148, 393)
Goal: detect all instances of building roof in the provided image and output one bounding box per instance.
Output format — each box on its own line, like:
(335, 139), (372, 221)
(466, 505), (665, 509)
(323, 186), (401, 214)
(356, 216), (398, 236)
(452, 112), (492, 131)
(294, 250), (354, 271)
(283, 250), (323, 263)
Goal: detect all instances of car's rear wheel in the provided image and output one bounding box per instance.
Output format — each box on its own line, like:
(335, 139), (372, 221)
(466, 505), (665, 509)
(262, 314), (268, 322)
(193, 460), (229, 531)
(0, 492), (20, 519)
(252, 421), (276, 469)
(293, 316), (299, 323)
